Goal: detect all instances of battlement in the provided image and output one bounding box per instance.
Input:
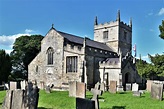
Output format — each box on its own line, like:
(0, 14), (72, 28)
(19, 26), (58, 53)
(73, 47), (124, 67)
(94, 20), (132, 30)
(94, 10), (132, 30)
(120, 21), (132, 28)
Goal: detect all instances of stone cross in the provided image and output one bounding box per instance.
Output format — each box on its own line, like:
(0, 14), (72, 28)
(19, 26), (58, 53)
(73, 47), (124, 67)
(91, 83), (102, 109)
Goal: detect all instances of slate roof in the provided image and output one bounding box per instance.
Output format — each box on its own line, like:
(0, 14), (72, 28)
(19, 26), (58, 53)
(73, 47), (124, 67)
(58, 31), (113, 52)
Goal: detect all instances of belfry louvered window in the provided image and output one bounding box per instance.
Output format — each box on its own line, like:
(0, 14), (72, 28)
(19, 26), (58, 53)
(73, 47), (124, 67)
(103, 31), (108, 39)
(66, 56), (78, 73)
(47, 47), (54, 65)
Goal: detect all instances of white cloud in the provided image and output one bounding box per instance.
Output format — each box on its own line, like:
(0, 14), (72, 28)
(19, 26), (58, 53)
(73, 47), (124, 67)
(158, 8), (164, 16)
(0, 29), (35, 54)
(5, 50), (13, 54)
(25, 29), (34, 34)
(0, 33), (30, 46)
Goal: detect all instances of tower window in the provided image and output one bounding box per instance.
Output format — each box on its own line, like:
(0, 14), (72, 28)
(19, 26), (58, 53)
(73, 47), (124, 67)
(36, 66), (38, 73)
(47, 47), (54, 65)
(103, 31), (108, 39)
(71, 44), (74, 49)
(78, 46), (82, 51)
(66, 56), (78, 73)
(124, 31), (127, 40)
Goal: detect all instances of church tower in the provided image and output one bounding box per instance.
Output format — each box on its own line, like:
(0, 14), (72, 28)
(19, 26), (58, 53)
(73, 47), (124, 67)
(94, 10), (132, 56)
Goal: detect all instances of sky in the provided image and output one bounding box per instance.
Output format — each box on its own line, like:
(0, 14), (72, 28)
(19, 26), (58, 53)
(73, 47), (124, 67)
(0, 0), (164, 62)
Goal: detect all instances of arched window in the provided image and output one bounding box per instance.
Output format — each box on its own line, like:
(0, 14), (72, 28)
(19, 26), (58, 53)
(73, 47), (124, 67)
(47, 47), (54, 65)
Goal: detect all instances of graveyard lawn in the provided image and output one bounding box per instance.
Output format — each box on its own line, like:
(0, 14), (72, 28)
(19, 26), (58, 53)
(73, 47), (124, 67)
(1, 90), (164, 109)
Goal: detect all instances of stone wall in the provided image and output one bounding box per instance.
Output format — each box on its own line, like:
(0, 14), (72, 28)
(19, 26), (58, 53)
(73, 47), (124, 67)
(29, 28), (65, 88)
(94, 17), (132, 57)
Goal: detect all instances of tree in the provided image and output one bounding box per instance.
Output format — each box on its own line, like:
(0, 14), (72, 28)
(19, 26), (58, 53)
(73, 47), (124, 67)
(159, 20), (164, 39)
(10, 35), (44, 80)
(148, 54), (164, 77)
(0, 50), (12, 84)
(136, 54), (164, 80)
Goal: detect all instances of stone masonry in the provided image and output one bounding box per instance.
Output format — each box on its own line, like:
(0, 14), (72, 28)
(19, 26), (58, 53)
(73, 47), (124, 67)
(28, 10), (142, 90)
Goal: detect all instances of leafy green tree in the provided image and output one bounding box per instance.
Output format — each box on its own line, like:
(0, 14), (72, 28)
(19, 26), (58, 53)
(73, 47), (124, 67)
(136, 54), (164, 80)
(148, 54), (164, 77)
(159, 20), (164, 39)
(0, 50), (12, 84)
(11, 35), (44, 80)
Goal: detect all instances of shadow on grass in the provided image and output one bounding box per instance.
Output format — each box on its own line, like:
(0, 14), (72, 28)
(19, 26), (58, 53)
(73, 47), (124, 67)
(38, 107), (53, 109)
(112, 106), (126, 109)
(117, 92), (127, 94)
(99, 96), (104, 99)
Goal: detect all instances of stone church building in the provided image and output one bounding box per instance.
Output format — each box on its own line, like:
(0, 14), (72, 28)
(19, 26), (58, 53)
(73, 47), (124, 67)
(28, 11), (141, 90)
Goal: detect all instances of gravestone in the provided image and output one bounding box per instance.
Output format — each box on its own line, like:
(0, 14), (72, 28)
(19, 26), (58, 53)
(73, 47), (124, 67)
(10, 82), (17, 90)
(133, 91), (141, 97)
(20, 80), (26, 90)
(126, 83), (131, 91)
(100, 82), (105, 92)
(69, 81), (86, 98)
(4, 84), (9, 90)
(25, 83), (39, 109)
(45, 85), (51, 93)
(11, 89), (24, 109)
(69, 81), (77, 97)
(2, 82), (39, 109)
(40, 81), (44, 89)
(151, 82), (163, 101)
(132, 83), (139, 92)
(91, 83), (102, 109)
(146, 80), (153, 92)
(76, 82), (86, 98)
(109, 81), (117, 93)
(117, 85), (124, 92)
(94, 82), (100, 89)
(76, 97), (95, 109)
(2, 90), (13, 109)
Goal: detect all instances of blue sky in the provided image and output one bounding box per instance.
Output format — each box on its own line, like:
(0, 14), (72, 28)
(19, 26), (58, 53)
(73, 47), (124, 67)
(0, 0), (164, 62)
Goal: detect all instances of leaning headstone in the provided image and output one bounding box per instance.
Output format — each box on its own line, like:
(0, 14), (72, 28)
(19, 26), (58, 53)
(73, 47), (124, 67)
(76, 82), (86, 98)
(91, 84), (102, 109)
(146, 80), (153, 92)
(10, 81), (17, 90)
(109, 81), (117, 93)
(2, 82), (39, 109)
(151, 82), (163, 101)
(4, 84), (9, 90)
(132, 83), (139, 92)
(126, 83), (131, 91)
(11, 89), (24, 109)
(76, 97), (95, 109)
(2, 90), (13, 109)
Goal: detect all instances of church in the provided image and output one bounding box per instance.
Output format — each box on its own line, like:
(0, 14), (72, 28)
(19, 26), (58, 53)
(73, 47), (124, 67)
(28, 11), (142, 90)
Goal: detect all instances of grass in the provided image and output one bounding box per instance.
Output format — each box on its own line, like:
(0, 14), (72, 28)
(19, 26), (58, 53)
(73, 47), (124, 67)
(1, 90), (164, 109)
(0, 91), (6, 107)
